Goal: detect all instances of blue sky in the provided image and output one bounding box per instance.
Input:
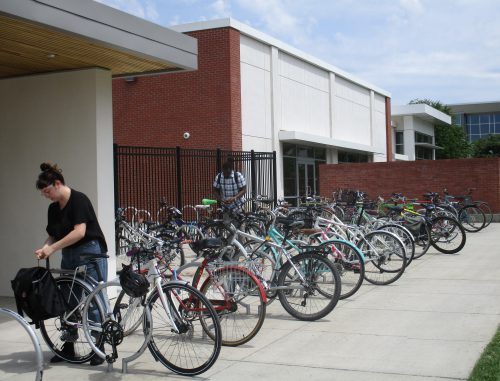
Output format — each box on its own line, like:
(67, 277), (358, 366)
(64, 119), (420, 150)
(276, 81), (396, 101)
(96, 0), (500, 106)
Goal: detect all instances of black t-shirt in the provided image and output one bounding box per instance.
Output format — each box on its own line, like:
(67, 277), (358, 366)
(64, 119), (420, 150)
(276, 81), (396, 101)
(46, 189), (108, 252)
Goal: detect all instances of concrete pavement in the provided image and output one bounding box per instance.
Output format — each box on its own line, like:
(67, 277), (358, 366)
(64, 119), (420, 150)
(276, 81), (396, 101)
(1, 224), (499, 381)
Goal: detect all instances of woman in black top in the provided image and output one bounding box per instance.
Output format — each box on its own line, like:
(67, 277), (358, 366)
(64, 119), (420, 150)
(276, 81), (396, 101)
(35, 162), (107, 365)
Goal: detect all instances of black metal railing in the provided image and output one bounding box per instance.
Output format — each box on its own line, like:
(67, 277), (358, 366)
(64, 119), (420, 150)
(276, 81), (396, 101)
(114, 144), (277, 220)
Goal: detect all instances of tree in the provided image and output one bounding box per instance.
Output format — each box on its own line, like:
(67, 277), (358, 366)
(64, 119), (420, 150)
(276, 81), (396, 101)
(472, 134), (500, 157)
(408, 98), (470, 159)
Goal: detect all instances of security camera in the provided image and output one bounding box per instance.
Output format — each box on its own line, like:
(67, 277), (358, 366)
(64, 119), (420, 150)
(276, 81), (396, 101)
(183, 132), (190, 139)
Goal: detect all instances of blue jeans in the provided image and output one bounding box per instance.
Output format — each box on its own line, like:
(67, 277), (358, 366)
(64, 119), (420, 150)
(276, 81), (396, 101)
(61, 240), (108, 323)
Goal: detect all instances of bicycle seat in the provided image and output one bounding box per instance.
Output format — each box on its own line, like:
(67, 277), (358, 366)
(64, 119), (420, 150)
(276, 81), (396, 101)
(299, 228), (322, 235)
(195, 205), (211, 210)
(386, 205), (404, 212)
(275, 217), (305, 229)
(255, 198), (274, 204)
(192, 238), (224, 251)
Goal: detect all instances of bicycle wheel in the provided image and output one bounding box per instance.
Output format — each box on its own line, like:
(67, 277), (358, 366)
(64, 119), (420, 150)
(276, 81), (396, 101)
(309, 238), (365, 300)
(476, 202), (493, 228)
(378, 224), (416, 266)
(113, 290), (145, 336)
(199, 266), (267, 346)
(277, 252), (341, 321)
(39, 276), (105, 363)
(147, 282), (221, 376)
(402, 219), (431, 260)
(429, 216), (467, 254)
(242, 247), (279, 304)
(458, 205), (485, 232)
(359, 230), (407, 285)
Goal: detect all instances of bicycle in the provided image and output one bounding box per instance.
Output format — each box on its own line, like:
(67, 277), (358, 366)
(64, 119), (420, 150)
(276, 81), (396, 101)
(225, 213), (343, 321)
(81, 247), (222, 376)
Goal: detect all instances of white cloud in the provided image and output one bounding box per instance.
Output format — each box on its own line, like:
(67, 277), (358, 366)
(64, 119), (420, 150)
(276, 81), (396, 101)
(235, 0), (315, 45)
(211, 0), (231, 17)
(400, 0), (424, 15)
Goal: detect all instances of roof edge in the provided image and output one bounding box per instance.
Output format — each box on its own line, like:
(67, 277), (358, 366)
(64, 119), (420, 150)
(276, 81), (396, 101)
(171, 17), (391, 97)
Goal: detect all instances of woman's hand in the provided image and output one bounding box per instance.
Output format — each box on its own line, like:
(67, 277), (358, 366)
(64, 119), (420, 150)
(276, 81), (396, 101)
(35, 245), (54, 259)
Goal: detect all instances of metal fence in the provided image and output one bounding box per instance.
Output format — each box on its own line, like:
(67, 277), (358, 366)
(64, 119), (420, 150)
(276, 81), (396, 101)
(113, 144), (277, 220)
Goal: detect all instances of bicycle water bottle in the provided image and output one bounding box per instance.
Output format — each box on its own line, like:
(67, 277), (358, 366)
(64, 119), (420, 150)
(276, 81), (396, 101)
(202, 198), (218, 205)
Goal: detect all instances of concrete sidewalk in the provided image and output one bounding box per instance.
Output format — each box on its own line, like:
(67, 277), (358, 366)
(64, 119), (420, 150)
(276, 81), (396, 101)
(1, 224), (499, 381)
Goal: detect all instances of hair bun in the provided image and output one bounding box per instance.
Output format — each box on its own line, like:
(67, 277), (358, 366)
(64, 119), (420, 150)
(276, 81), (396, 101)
(40, 162), (61, 173)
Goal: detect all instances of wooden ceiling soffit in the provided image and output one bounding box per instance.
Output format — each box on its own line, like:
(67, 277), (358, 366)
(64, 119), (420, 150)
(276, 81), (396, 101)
(0, 14), (180, 78)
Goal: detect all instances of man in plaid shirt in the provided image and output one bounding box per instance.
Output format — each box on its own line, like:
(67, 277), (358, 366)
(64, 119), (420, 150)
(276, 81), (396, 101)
(213, 161), (246, 213)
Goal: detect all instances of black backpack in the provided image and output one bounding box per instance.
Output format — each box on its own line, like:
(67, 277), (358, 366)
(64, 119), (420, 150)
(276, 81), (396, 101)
(11, 265), (67, 326)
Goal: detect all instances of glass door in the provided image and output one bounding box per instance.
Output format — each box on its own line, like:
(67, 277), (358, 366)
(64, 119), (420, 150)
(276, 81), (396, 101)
(297, 158), (316, 198)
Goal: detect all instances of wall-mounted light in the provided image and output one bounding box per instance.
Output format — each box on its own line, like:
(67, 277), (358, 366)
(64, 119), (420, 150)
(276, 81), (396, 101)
(183, 132), (190, 140)
(124, 76), (137, 83)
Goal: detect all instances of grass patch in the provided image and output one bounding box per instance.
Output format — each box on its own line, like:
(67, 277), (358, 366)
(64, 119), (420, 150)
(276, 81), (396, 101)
(469, 325), (500, 381)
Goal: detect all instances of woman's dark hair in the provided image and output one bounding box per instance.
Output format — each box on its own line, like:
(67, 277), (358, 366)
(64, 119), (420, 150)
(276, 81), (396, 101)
(36, 162), (65, 189)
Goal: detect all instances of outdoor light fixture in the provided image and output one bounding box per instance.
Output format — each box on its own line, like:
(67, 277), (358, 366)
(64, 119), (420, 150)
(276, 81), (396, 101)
(183, 132), (190, 139)
(124, 76), (137, 83)
(46, 53), (57, 59)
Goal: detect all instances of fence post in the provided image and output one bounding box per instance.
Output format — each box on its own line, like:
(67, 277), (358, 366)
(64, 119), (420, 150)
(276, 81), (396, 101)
(176, 146), (182, 209)
(272, 151), (278, 206)
(250, 150), (256, 211)
(216, 148), (222, 176)
(113, 143), (119, 254)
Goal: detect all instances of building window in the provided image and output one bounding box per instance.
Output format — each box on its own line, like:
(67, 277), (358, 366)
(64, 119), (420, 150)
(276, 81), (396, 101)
(395, 131), (404, 155)
(415, 146), (433, 160)
(415, 131), (433, 144)
(460, 112), (499, 143)
(338, 151), (369, 163)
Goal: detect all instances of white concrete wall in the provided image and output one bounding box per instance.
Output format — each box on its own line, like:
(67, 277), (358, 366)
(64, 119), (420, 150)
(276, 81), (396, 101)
(413, 118), (435, 136)
(241, 36), (273, 152)
(239, 34), (389, 196)
(279, 52), (330, 137)
(0, 68), (115, 296)
(333, 77), (371, 145)
(373, 93), (388, 158)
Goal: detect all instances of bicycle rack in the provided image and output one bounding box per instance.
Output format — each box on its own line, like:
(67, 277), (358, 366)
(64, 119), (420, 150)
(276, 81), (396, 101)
(0, 308), (44, 381)
(81, 280), (154, 374)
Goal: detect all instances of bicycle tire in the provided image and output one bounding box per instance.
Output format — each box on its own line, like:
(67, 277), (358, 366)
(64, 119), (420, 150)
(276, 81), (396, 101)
(147, 282), (222, 376)
(308, 237), (365, 300)
(277, 252), (341, 321)
(429, 216), (467, 254)
(243, 246), (279, 304)
(402, 218), (431, 259)
(359, 230), (407, 285)
(475, 201), (493, 228)
(39, 276), (105, 364)
(378, 224), (416, 266)
(458, 205), (485, 232)
(113, 290), (145, 336)
(199, 266), (267, 346)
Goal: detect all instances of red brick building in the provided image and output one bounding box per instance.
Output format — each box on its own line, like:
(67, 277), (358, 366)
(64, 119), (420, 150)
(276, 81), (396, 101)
(113, 18), (392, 201)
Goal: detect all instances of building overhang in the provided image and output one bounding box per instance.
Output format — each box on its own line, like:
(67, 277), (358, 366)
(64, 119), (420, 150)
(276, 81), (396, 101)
(279, 130), (383, 154)
(415, 142), (443, 150)
(392, 104), (451, 126)
(0, 0), (198, 79)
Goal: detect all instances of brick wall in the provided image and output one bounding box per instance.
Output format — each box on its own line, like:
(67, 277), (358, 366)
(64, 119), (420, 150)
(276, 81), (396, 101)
(113, 27), (242, 150)
(319, 158), (500, 212)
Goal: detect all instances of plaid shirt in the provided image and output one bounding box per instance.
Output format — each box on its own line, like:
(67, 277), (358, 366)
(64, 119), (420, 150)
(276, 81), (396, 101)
(213, 171), (246, 210)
